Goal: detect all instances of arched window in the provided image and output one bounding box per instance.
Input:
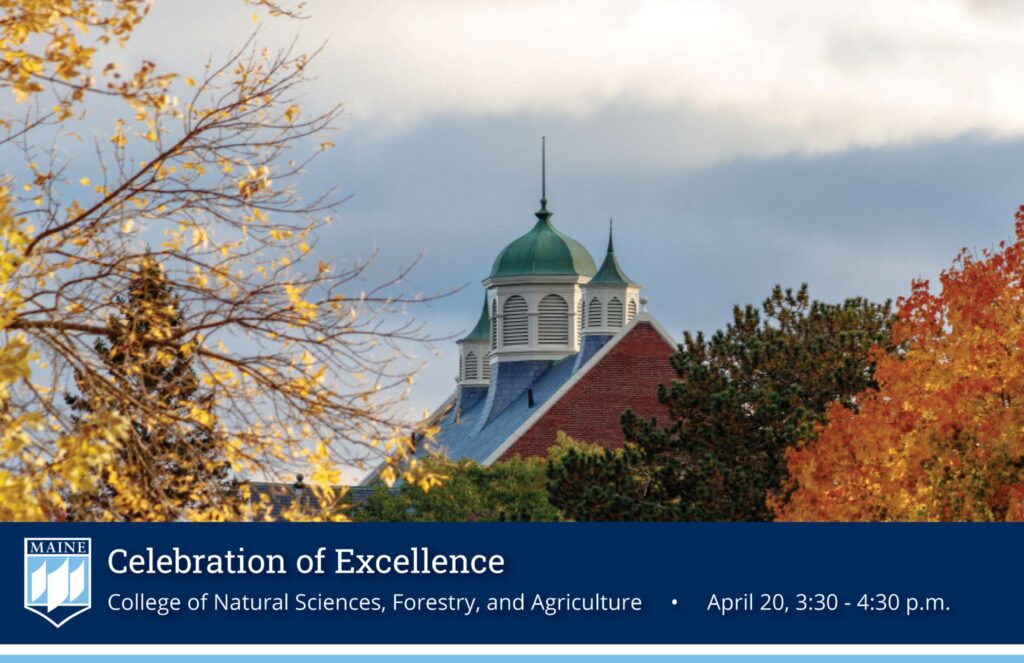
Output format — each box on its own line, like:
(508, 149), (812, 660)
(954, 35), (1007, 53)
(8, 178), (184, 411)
(464, 351), (479, 381)
(482, 352), (491, 380)
(538, 294), (569, 345)
(627, 297), (638, 321)
(588, 297), (602, 328)
(607, 297), (624, 328)
(490, 300), (497, 350)
(576, 297), (584, 340)
(503, 295), (528, 346)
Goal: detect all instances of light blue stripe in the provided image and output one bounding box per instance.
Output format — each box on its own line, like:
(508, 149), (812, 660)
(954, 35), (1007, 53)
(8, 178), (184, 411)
(3, 657), (1024, 662)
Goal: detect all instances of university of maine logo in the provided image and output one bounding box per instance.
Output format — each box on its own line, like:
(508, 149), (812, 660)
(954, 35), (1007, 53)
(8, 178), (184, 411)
(24, 538), (91, 628)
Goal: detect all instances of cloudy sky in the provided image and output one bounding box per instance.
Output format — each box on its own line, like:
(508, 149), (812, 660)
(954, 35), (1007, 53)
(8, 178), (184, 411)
(123, 0), (1024, 415)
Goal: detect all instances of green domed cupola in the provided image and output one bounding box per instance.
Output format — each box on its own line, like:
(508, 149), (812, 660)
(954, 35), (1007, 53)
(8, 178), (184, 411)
(489, 202), (596, 279)
(478, 136), (600, 417)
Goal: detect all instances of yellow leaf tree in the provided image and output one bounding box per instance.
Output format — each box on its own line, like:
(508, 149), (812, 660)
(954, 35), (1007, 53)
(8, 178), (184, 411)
(0, 1), (443, 521)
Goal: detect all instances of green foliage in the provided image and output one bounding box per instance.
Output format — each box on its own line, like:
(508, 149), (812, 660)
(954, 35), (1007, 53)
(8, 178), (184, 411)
(65, 256), (239, 521)
(548, 284), (895, 521)
(351, 452), (563, 522)
(544, 433), (639, 520)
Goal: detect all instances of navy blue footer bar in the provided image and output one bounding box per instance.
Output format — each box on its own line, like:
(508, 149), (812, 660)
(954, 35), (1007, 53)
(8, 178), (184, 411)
(2, 523), (1019, 644)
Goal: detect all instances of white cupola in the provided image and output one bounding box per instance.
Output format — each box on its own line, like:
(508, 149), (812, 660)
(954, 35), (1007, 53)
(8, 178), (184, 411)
(456, 296), (491, 387)
(581, 220), (641, 337)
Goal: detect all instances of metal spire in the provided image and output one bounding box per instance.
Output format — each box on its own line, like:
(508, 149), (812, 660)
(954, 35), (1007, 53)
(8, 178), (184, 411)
(536, 136), (551, 220)
(540, 136), (547, 209)
(608, 218), (615, 253)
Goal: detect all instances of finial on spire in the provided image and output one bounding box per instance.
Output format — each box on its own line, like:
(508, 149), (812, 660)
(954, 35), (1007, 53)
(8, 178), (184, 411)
(535, 136), (551, 220)
(607, 218), (615, 253)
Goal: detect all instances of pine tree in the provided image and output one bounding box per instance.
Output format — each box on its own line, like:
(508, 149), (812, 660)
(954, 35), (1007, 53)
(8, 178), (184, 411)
(547, 284), (895, 521)
(65, 255), (239, 521)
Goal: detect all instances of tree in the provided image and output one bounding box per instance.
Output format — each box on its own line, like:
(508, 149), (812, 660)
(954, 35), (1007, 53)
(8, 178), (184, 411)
(548, 285), (894, 521)
(0, 1), (443, 520)
(1, 191), (128, 521)
(545, 433), (640, 520)
(64, 255), (239, 521)
(777, 214), (1024, 521)
(350, 451), (563, 522)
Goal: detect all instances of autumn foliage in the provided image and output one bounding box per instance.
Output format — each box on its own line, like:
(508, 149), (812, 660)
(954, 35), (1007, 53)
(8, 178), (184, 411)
(0, 1), (443, 521)
(776, 211), (1024, 521)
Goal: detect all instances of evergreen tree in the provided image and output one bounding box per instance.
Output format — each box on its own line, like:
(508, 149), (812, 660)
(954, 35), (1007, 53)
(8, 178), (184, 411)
(65, 255), (239, 521)
(547, 284), (895, 521)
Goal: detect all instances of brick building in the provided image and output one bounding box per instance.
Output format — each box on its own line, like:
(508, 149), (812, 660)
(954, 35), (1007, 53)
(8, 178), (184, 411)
(379, 143), (679, 471)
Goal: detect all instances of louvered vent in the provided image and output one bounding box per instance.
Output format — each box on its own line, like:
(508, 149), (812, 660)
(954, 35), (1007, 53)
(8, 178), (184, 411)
(628, 297), (638, 321)
(464, 351), (479, 381)
(538, 294), (569, 345)
(482, 353), (491, 380)
(576, 297), (584, 340)
(503, 296), (529, 346)
(490, 300), (497, 350)
(588, 297), (602, 328)
(458, 353), (464, 382)
(608, 297), (624, 327)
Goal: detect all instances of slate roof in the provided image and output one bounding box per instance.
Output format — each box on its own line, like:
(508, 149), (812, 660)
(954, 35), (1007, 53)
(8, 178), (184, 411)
(429, 353), (579, 464)
(247, 482), (379, 521)
(357, 313), (676, 484)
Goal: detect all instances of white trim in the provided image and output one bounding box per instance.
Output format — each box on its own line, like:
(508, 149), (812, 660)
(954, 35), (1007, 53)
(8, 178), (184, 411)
(581, 284), (641, 334)
(483, 274), (589, 288)
(492, 347), (577, 362)
(480, 311), (676, 466)
(585, 281), (644, 290)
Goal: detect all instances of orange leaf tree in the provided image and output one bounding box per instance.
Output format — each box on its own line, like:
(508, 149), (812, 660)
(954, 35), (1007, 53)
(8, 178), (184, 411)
(775, 212), (1024, 521)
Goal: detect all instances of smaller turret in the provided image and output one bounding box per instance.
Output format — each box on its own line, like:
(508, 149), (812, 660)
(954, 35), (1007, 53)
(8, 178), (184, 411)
(457, 295), (491, 386)
(575, 221), (642, 371)
(455, 295), (491, 413)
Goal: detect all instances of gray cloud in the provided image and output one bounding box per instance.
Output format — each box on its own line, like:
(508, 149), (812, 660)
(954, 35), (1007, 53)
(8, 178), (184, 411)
(119, 0), (1024, 167)
(299, 107), (1024, 414)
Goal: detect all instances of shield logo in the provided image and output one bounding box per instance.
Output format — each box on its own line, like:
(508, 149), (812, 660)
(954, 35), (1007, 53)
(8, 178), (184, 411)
(24, 538), (91, 628)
